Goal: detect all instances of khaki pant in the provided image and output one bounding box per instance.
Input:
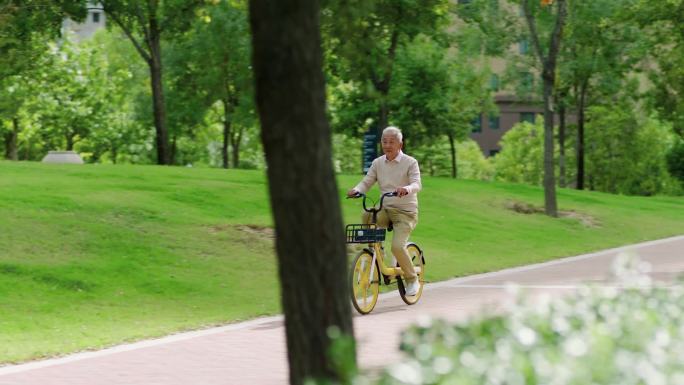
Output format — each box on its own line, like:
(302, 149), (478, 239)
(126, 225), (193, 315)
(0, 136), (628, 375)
(363, 208), (418, 282)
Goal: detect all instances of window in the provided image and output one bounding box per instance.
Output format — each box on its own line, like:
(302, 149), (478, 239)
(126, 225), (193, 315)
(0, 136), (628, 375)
(471, 115), (482, 133)
(519, 38), (529, 55)
(92, 12), (101, 23)
(489, 74), (500, 91)
(520, 112), (536, 124)
(488, 115), (500, 130)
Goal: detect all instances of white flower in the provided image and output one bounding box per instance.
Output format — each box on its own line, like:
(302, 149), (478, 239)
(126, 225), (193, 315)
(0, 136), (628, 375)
(516, 327), (537, 346)
(563, 336), (587, 357)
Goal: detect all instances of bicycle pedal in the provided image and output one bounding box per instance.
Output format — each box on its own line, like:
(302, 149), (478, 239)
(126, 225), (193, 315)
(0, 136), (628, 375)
(383, 275), (391, 285)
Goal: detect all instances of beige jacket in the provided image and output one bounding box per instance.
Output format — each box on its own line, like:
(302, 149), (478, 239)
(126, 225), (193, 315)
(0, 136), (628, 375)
(353, 151), (421, 213)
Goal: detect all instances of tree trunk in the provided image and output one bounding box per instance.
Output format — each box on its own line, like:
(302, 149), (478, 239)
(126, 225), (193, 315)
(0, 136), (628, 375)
(222, 99), (231, 169)
(373, 29), (398, 149)
(523, 0), (566, 217)
(231, 127), (242, 168)
(148, 23), (170, 165)
(170, 134), (177, 165)
(576, 81), (588, 190)
(4, 117), (19, 160)
(558, 101), (566, 187)
(102, 2), (169, 165)
(66, 132), (75, 151)
(378, 101), (389, 139)
(542, 71), (558, 217)
(249, 1), (355, 384)
(448, 132), (457, 179)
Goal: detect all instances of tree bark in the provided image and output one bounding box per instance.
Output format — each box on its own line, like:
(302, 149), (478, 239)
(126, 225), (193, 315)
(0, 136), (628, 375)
(4, 117), (19, 160)
(448, 132), (457, 179)
(576, 80), (588, 190)
(148, 30), (170, 165)
(372, 29), (399, 147)
(558, 99), (566, 187)
(222, 99), (231, 169)
(170, 134), (177, 165)
(541, 71), (558, 216)
(249, 1), (355, 384)
(66, 132), (75, 151)
(230, 126), (242, 168)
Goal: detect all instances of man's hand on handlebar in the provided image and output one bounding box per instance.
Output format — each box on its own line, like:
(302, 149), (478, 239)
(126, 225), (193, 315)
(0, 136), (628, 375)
(395, 187), (409, 197)
(347, 189), (362, 198)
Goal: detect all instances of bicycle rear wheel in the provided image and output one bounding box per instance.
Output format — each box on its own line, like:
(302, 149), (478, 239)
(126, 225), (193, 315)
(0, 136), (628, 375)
(397, 243), (425, 305)
(350, 250), (379, 314)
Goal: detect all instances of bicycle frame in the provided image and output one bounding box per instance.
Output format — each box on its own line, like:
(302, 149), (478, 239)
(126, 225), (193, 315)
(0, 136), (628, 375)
(351, 192), (422, 282)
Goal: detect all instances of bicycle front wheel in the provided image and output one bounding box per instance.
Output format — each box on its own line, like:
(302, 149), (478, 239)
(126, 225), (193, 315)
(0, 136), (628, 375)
(398, 243), (425, 305)
(350, 250), (379, 314)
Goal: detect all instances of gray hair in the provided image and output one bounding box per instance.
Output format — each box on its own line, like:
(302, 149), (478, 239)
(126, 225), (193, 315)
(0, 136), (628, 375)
(382, 126), (403, 143)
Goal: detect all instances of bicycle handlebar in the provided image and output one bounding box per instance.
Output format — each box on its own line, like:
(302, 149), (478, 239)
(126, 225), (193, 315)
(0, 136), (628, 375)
(348, 191), (397, 213)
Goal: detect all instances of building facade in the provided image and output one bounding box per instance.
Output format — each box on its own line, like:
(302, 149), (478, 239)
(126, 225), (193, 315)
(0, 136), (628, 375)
(61, 2), (106, 42)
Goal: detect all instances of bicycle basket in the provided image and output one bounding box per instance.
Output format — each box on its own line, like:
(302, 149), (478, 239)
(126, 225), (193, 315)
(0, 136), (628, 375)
(346, 224), (386, 243)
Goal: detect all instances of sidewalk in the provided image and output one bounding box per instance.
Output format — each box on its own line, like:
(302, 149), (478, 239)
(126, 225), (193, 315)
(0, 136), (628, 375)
(1, 235), (683, 385)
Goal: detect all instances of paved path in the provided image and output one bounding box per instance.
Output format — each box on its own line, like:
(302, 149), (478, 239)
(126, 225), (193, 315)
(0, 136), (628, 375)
(1, 236), (683, 385)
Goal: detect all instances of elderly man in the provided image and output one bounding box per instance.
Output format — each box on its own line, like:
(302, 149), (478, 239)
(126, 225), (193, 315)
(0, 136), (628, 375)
(347, 126), (422, 296)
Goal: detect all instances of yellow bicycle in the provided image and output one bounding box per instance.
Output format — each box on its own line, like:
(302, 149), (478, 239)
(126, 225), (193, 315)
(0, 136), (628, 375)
(346, 192), (425, 314)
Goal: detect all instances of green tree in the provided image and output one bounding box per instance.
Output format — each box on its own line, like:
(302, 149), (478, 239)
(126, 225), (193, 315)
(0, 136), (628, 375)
(165, 0), (254, 169)
(559, 0), (645, 190)
(494, 119), (545, 185)
(414, 139), (493, 180)
(0, 1), (86, 158)
(666, 139), (684, 188)
(23, 40), (112, 153)
(322, 0), (451, 142)
(73, 29), (149, 163)
(630, 0), (684, 139)
(0, 73), (34, 159)
(390, 35), (494, 178)
(585, 105), (680, 196)
(520, 0), (567, 217)
(455, 0), (566, 214)
(0, 0), (86, 78)
(97, 0), (205, 165)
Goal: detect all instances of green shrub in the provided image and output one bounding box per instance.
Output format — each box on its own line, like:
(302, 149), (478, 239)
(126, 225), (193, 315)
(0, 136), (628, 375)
(359, 255), (684, 385)
(493, 119), (544, 185)
(666, 139), (684, 184)
(412, 139), (493, 180)
(585, 107), (680, 196)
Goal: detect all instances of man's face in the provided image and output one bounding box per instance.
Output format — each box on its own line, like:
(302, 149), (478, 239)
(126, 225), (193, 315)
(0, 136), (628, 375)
(381, 134), (402, 158)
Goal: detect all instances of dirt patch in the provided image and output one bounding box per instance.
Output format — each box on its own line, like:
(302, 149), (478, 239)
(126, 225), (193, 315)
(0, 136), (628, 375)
(505, 200), (543, 214)
(504, 200), (600, 228)
(560, 210), (601, 228)
(207, 224), (231, 234)
(234, 224), (276, 240)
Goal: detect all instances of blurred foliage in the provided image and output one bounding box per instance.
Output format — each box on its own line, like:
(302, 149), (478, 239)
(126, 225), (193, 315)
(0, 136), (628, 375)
(347, 255), (684, 384)
(494, 118), (545, 185)
(666, 139), (684, 187)
(585, 105), (682, 196)
(493, 108), (682, 196)
(413, 139), (493, 180)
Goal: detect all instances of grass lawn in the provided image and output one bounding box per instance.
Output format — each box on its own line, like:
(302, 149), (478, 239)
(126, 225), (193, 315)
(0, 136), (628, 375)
(1, 160), (683, 363)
